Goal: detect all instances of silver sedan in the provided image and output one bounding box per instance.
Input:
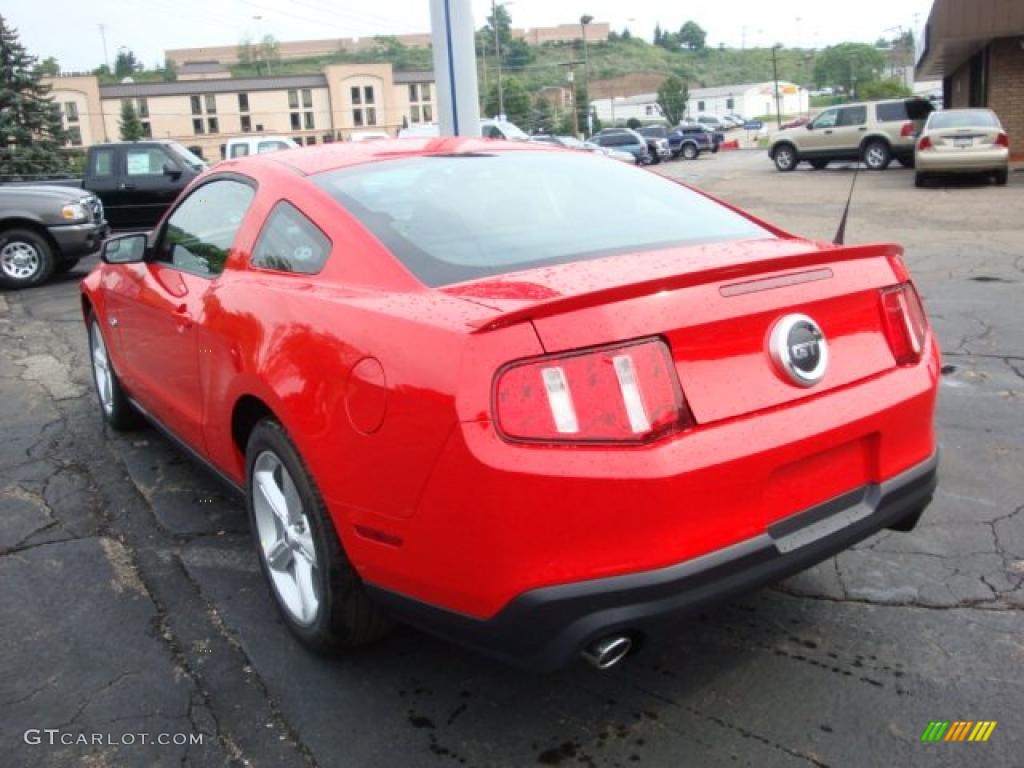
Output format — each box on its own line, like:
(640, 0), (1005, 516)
(914, 108), (1010, 187)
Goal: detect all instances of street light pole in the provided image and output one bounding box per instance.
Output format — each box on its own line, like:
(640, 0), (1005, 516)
(491, 0), (504, 118)
(772, 44), (783, 129)
(580, 14), (593, 136)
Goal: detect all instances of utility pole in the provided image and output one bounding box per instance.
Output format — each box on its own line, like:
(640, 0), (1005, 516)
(580, 14), (593, 136)
(772, 44), (782, 129)
(491, 0), (504, 118)
(98, 24), (109, 72)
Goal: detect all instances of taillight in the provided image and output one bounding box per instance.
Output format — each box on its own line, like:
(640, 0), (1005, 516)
(879, 283), (929, 365)
(900, 122), (915, 138)
(917, 136), (933, 151)
(494, 338), (694, 444)
(995, 132), (1009, 148)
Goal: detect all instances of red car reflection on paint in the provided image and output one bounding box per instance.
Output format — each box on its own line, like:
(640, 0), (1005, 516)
(81, 139), (939, 671)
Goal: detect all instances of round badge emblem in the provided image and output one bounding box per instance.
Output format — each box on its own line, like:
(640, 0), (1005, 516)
(769, 314), (829, 387)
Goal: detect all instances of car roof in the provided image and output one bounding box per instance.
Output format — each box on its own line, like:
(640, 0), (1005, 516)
(217, 137), (556, 176)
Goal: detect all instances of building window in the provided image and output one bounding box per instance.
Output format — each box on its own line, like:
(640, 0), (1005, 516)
(192, 118), (205, 134)
(421, 84), (431, 102)
(363, 86), (375, 105)
(366, 107), (376, 126)
(191, 95), (202, 115)
(303, 112), (315, 130)
(353, 109), (364, 127)
(305, 136), (316, 145)
(241, 115), (252, 132)
(66, 127), (82, 146)
(301, 88), (312, 108)
(350, 86), (361, 105)
(726, 97), (734, 110)
(290, 112), (301, 130)
(141, 122), (152, 138)
(323, 133), (334, 143)
(137, 98), (149, 118)
(408, 82), (433, 124)
(411, 105), (421, 123)
(64, 102), (79, 122)
(204, 94), (217, 114)
(238, 93), (249, 112)
(288, 90), (299, 109)
(697, 101), (705, 112)
(207, 117), (219, 134)
(423, 104), (432, 122)
(408, 84), (418, 102)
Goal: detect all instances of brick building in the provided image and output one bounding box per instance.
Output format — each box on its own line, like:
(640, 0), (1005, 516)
(916, 0), (1024, 158)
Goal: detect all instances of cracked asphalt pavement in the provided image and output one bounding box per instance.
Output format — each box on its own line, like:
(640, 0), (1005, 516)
(1, 151), (1021, 767)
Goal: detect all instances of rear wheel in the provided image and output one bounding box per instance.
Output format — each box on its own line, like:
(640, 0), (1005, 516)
(914, 172), (926, 188)
(809, 159), (829, 170)
(0, 229), (55, 290)
(863, 140), (892, 170)
(773, 144), (798, 172)
(994, 169), (1008, 186)
(246, 419), (392, 653)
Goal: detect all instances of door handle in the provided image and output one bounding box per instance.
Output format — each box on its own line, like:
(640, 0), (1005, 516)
(119, 182), (137, 190)
(824, 129), (833, 134)
(858, 126), (867, 131)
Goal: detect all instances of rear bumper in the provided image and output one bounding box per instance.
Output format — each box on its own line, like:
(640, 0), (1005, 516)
(368, 452), (938, 671)
(916, 148), (1009, 172)
(48, 221), (109, 258)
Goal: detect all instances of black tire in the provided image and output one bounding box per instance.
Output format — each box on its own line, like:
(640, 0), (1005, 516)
(87, 314), (141, 430)
(994, 169), (1008, 186)
(681, 142), (699, 160)
(773, 143), (798, 172)
(914, 172), (926, 188)
(810, 159), (829, 170)
(245, 419), (392, 653)
(862, 139), (892, 170)
(0, 228), (55, 290)
(56, 257), (81, 274)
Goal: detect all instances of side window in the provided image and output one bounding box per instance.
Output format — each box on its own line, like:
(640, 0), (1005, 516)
(838, 106), (867, 127)
(91, 149), (115, 177)
(157, 179), (255, 277)
(812, 109), (839, 130)
(229, 144), (250, 158)
(875, 102), (907, 122)
(125, 147), (173, 176)
(250, 201), (331, 275)
(257, 141), (288, 153)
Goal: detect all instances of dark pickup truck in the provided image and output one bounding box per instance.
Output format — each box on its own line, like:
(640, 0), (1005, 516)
(6, 141), (207, 230)
(0, 185), (108, 289)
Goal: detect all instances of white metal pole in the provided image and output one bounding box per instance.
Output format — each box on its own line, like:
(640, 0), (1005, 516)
(429, 0), (481, 137)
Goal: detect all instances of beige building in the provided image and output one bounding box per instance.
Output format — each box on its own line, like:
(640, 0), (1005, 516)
(44, 64), (436, 160)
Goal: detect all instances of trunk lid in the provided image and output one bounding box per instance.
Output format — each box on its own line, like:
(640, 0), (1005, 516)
(926, 125), (1003, 152)
(442, 237), (905, 424)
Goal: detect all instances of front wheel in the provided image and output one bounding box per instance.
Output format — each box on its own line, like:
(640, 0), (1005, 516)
(914, 172), (927, 188)
(682, 143), (698, 160)
(246, 420), (392, 653)
(863, 140), (892, 170)
(88, 316), (141, 430)
(773, 144), (798, 172)
(0, 229), (55, 290)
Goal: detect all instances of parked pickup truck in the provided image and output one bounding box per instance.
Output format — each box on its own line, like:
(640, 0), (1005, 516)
(3, 141), (206, 230)
(0, 186), (108, 289)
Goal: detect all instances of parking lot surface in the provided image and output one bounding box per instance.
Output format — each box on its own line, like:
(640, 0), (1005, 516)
(1, 150), (1021, 767)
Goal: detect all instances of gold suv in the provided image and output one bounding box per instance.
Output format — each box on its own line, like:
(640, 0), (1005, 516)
(769, 98), (934, 172)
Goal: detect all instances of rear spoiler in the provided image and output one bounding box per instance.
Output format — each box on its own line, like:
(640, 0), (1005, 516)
(468, 242), (904, 333)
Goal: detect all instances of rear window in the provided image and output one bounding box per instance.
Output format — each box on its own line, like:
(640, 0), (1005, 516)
(313, 151), (771, 287)
(928, 110), (1000, 129)
(875, 102), (908, 122)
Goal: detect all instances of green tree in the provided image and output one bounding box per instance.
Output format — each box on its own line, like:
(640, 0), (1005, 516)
(237, 37), (254, 66)
(859, 77), (912, 100)
(259, 35), (280, 73)
(574, 81), (593, 135)
(119, 99), (145, 141)
(482, 3), (512, 56)
(503, 38), (532, 70)
(34, 55), (59, 76)
(529, 94), (556, 135)
(656, 74), (689, 126)
(0, 14), (68, 178)
(678, 21), (706, 52)
(484, 77), (530, 126)
(621, 27), (632, 41)
(161, 58), (177, 82)
(114, 48), (140, 78)
(813, 43), (885, 94)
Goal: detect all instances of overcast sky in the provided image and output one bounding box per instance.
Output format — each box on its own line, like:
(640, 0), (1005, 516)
(6, 0), (935, 72)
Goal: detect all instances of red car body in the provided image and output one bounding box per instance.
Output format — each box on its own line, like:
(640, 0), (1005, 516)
(82, 139), (939, 670)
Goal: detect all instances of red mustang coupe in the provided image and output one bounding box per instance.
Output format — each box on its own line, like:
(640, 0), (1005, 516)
(82, 138), (939, 671)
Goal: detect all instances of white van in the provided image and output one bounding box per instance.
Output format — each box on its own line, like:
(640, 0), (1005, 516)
(224, 136), (300, 159)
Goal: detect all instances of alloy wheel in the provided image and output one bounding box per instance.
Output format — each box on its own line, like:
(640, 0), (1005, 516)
(0, 241), (41, 280)
(90, 322), (114, 416)
(252, 450), (320, 626)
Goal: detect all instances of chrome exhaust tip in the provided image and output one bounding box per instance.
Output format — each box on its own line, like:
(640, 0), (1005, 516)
(581, 635), (633, 670)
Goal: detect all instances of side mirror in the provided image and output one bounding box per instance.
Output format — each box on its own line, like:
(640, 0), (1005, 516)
(162, 163), (182, 179)
(102, 233), (148, 264)
(806, 123), (814, 130)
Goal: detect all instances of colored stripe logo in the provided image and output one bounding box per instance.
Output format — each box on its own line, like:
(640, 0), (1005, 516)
(921, 721), (996, 742)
